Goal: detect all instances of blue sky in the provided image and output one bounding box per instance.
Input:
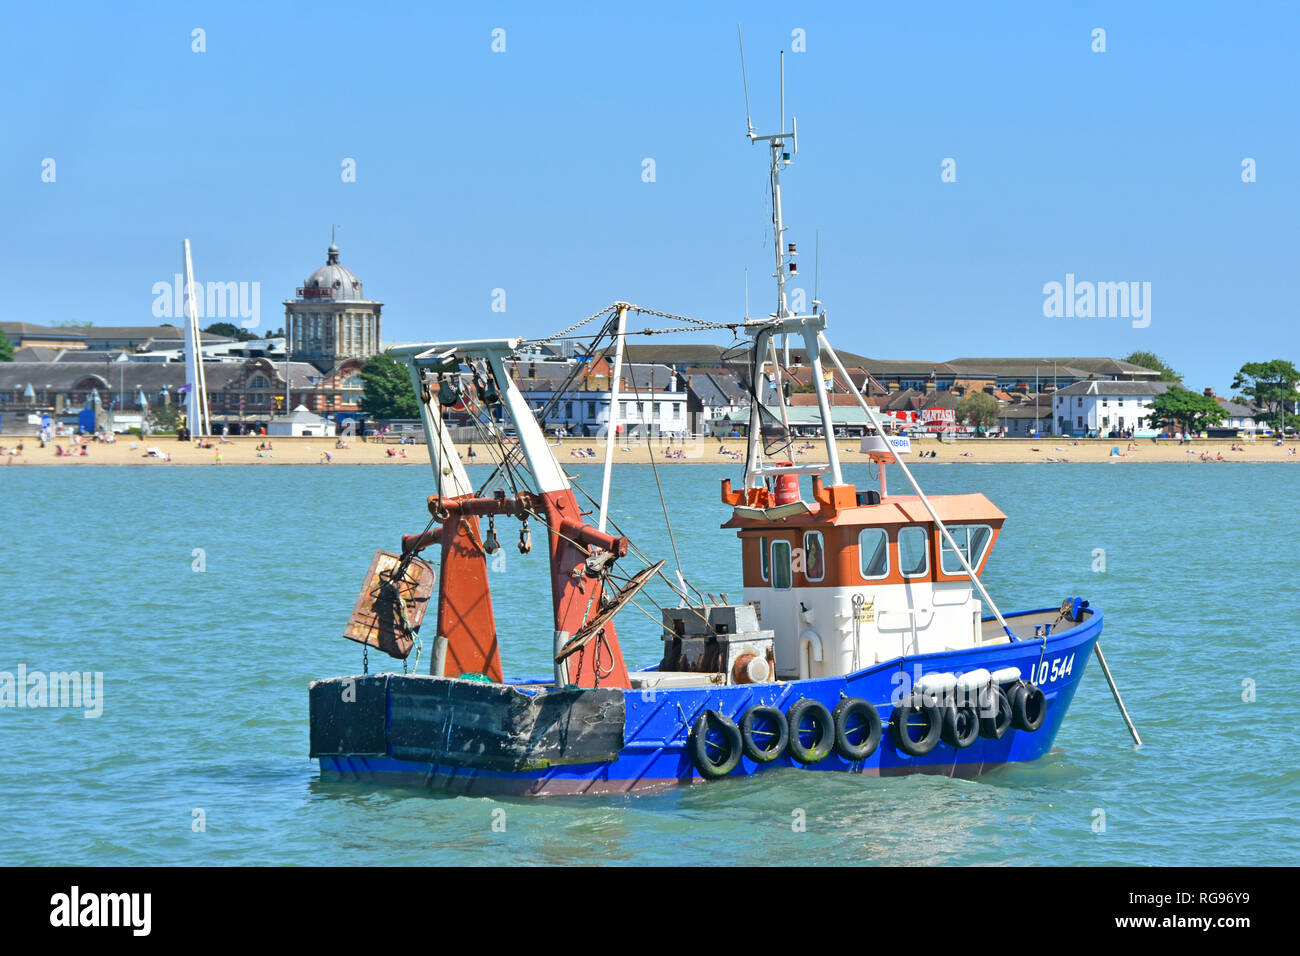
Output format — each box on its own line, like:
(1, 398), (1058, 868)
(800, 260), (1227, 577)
(2, 1), (1295, 392)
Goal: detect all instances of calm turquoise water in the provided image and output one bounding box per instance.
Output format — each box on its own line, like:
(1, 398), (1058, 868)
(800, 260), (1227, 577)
(2, 461), (1297, 865)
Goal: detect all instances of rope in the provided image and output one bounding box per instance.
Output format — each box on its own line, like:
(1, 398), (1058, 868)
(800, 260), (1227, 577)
(623, 359), (688, 600)
(460, 374), (535, 500)
(567, 473), (715, 628)
(374, 547), (426, 670)
(480, 313), (620, 494)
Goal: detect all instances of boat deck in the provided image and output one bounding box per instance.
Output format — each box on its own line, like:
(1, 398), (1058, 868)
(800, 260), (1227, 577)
(504, 609), (1090, 692)
(980, 608), (1082, 644)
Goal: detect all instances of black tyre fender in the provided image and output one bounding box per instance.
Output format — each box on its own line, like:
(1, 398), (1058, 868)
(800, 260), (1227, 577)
(1008, 680), (1047, 732)
(940, 704), (981, 749)
(978, 685), (1013, 740)
(890, 695), (942, 756)
(739, 705), (788, 763)
(832, 697), (882, 761)
(689, 709), (742, 779)
(785, 698), (835, 764)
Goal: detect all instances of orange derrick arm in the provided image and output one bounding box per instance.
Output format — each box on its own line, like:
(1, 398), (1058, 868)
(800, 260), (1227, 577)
(426, 490), (633, 689)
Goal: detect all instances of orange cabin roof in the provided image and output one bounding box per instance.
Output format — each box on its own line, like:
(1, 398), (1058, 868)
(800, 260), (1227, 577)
(721, 482), (1006, 588)
(721, 488), (1006, 530)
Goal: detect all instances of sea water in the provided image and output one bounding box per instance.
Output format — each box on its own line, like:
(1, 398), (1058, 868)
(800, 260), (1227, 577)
(1, 461), (1296, 865)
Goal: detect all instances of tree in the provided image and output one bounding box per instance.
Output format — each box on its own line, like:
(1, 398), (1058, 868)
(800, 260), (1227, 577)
(359, 353), (419, 419)
(0, 335), (13, 362)
(1231, 360), (1299, 434)
(1148, 385), (1226, 437)
(203, 321), (256, 343)
(1123, 351), (1181, 382)
(956, 391), (999, 434)
(149, 402), (182, 433)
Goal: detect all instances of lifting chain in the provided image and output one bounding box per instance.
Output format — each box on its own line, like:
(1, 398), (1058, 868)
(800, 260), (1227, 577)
(524, 303), (744, 346)
(525, 304), (619, 345)
(628, 304), (728, 328)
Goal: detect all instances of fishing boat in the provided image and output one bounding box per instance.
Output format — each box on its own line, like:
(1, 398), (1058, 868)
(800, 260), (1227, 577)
(310, 63), (1138, 796)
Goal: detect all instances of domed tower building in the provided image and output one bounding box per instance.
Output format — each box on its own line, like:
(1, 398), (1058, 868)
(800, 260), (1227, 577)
(282, 242), (383, 422)
(285, 243), (382, 367)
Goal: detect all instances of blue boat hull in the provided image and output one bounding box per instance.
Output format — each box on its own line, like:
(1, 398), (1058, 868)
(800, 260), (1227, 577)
(318, 607), (1102, 795)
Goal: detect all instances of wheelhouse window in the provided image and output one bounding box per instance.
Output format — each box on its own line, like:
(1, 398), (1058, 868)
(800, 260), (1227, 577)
(770, 540), (792, 590)
(759, 536), (770, 582)
(803, 531), (825, 582)
(858, 528), (889, 579)
(940, 524), (993, 574)
(898, 526), (929, 578)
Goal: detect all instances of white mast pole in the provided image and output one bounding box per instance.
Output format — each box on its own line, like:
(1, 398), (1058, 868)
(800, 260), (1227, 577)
(744, 328), (769, 486)
(766, 335), (791, 460)
(284, 312), (292, 417)
(192, 243), (210, 435)
(777, 51), (790, 368)
(181, 239), (208, 438)
(804, 327), (842, 486)
(597, 304), (628, 532)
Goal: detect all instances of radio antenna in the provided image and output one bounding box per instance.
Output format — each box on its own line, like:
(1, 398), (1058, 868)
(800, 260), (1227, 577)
(738, 24), (755, 138)
(813, 229), (821, 308)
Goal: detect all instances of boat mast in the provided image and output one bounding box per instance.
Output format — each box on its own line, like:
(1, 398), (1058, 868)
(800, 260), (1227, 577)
(739, 36), (843, 488)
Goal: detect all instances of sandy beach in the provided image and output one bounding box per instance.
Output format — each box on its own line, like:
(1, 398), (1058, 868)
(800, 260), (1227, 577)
(3, 434), (1295, 467)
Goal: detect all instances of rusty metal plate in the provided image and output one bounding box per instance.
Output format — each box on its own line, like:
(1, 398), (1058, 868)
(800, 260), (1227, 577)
(343, 550), (435, 660)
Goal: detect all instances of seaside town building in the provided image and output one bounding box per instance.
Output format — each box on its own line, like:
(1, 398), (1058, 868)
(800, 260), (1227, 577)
(509, 356), (690, 437)
(0, 315), (1271, 439)
(1054, 381), (1263, 438)
(1053, 380), (1172, 437)
(681, 369), (751, 435)
(0, 243), (384, 434)
(2, 322), (233, 358)
(283, 243), (382, 369)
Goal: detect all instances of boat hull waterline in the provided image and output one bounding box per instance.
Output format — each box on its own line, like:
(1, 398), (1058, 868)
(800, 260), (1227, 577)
(315, 608), (1101, 796)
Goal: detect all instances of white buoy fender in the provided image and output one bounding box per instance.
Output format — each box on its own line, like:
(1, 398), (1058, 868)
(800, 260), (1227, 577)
(955, 668), (992, 692)
(990, 666), (1022, 684)
(915, 672), (957, 695)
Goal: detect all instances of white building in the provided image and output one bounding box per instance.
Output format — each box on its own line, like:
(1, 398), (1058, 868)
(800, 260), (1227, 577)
(685, 371), (750, 435)
(523, 386), (689, 437)
(268, 404), (335, 437)
(1052, 380), (1174, 437)
(1214, 401), (1259, 433)
(514, 360), (689, 437)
